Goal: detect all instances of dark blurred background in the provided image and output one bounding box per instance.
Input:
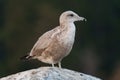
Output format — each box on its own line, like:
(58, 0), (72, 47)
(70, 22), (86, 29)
(0, 0), (120, 80)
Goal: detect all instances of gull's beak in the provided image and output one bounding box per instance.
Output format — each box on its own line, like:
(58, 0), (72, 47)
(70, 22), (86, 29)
(77, 16), (87, 21)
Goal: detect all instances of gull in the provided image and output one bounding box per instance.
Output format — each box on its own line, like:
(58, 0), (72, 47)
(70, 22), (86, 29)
(21, 11), (86, 68)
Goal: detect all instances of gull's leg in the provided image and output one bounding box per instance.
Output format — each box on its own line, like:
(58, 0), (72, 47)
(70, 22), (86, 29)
(58, 62), (61, 68)
(52, 63), (55, 67)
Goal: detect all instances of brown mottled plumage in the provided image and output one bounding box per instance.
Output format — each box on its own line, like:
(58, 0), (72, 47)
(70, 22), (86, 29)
(22, 11), (86, 68)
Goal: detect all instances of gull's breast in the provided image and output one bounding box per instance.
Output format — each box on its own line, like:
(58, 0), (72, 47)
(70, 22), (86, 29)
(59, 23), (76, 55)
(61, 23), (75, 44)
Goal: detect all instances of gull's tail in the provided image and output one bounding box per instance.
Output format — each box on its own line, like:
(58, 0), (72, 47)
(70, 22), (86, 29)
(20, 55), (33, 60)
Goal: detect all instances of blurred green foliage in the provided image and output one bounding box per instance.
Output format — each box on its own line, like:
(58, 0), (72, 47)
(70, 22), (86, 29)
(0, 0), (120, 80)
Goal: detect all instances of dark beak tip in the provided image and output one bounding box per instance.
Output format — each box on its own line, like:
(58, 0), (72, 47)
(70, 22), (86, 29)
(84, 18), (87, 21)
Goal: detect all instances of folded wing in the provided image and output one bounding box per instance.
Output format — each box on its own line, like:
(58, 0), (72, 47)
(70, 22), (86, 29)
(29, 27), (60, 57)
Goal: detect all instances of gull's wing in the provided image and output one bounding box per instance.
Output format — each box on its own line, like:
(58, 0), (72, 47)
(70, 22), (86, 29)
(29, 27), (60, 56)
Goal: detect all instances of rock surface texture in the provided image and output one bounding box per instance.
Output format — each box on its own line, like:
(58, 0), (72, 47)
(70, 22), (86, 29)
(0, 67), (101, 80)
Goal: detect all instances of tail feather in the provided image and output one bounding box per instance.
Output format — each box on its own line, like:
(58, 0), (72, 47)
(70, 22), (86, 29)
(20, 55), (33, 60)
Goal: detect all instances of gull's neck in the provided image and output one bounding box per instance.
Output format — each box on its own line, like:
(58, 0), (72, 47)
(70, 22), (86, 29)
(59, 22), (76, 44)
(59, 22), (75, 29)
(59, 22), (76, 38)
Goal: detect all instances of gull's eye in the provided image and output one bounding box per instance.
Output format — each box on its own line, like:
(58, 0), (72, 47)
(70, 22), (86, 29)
(68, 14), (74, 17)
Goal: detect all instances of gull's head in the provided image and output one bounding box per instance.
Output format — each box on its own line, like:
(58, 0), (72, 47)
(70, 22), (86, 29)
(59, 11), (86, 24)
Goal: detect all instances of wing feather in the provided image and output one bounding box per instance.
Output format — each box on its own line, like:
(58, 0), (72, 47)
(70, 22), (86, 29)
(29, 27), (60, 56)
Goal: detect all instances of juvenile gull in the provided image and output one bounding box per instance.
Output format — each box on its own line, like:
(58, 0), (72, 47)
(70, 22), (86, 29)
(22, 11), (86, 68)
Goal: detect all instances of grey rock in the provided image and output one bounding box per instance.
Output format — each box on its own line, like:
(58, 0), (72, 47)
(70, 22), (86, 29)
(0, 67), (101, 80)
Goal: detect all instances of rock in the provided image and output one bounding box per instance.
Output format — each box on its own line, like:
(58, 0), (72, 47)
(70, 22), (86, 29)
(0, 67), (101, 80)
